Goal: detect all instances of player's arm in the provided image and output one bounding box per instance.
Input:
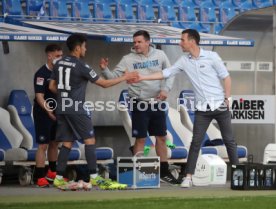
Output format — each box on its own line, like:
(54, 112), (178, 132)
(49, 79), (57, 94)
(35, 93), (47, 111)
(132, 60), (184, 83)
(137, 71), (164, 81)
(95, 71), (138, 88)
(100, 57), (127, 79)
(35, 91), (56, 121)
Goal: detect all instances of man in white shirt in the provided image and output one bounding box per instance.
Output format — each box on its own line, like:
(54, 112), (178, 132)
(132, 29), (239, 188)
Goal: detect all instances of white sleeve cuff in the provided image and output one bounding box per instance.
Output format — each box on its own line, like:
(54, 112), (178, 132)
(162, 68), (171, 78)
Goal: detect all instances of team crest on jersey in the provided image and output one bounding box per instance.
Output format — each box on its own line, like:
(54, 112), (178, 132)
(89, 70), (97, 78)
(36, 77), (44, 86)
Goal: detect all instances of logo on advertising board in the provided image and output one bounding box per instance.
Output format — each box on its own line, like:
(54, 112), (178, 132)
(231, 95), (275, 124)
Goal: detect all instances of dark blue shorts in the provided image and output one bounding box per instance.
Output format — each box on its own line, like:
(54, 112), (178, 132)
(131, 101), (167, 138)
(55, 113), (95, 142)
(33, 105), (56, 144)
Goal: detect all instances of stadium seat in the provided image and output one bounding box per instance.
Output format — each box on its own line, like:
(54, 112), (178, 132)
(72, 0), (93, 21)
(176, 1), (210, 33)
(115, 0), (136, 22)
(0, 107), (27, 161)
(190, 0), (203, 8)
(157, 0), (177, 24)
(212, 0), (230, 7)
(218, 1), (237, 24)
(77, 141), (114, 163)
(177, 1), (197, 23)
(214, 23), (225, 34)
(232, 0), (256, 12)
(93, 0), (115, 22)
(7, 90), (81, 161)
(8, 90), (35, 151)
(165, 104), (217, 158)
(48, 0), (70, 20)
(26, 0), (48, 19)
(135, 0), (156, 22)
(178, 90), (248, 162)
(2, 0), (23, 17)
(252, 0), (273, 8)
(199, 1), (217, 33)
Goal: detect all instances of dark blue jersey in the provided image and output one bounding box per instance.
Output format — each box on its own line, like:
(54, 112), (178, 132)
(51, 56), (100, 114)
(33, 64), (56, 110)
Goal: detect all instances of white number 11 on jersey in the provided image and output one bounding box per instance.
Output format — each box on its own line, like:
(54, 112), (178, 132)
(57, 66), (71, 90)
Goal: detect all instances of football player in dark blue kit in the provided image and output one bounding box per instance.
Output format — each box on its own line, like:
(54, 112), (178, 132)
(33, 44), (62, 187)
(49, 34), (138, 189)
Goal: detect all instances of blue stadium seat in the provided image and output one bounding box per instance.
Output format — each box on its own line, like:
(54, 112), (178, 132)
(115, 0), (136, 22)
(178, 1), (197, 23)
(232, 0), (256, 12)
(212, 0), (233, 7)
(157, 0), (177, 24)
(199, 1), (217, 33)
(0, 107), (27, 161)
(48, 0), (70, 21)
(8, 90), (36, 153)
(175, 1), (210, 33)
(72, 0), (93, 21)
(2, 0), (23, 17)
(191, 0), (203, 8)
(212, 0), (224, 7)
(165, 105), (217, 158)
(135, 0), (156, 22)
(252, 0), (273, 8)
(7, 90), (81, 161)
(218, 1), (236, 24)
(214, 23), (225, 34)
(93, 0), (115, 22)
(178, 90), (248, 162)
(26, 0), (43, 16)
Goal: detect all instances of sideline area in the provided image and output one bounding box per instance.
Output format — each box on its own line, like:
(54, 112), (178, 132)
(1, 182), (276, 204)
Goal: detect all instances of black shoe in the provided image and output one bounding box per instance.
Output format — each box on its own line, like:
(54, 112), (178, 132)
(160, 173), (181, 185)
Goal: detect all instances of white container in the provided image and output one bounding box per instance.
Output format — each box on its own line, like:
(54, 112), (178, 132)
(263, 143), (276, 164)
(192, 154), (227, 186)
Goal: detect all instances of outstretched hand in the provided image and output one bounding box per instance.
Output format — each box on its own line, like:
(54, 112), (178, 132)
(99, 57), (108, 70)
(124, 70), (139, 83)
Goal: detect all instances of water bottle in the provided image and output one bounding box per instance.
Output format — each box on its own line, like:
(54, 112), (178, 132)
(249, 169), (255, 187)
(233, 169), (243, 186)
(265, 169), (272, 187)
(238, 170), (243, 186)
(233, 170), (239, 186)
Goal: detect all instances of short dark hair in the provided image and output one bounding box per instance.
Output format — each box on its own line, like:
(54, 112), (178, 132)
(45, 44), (62, 53)
(133, 30), (150, 41)
(182, 29), (200, 45)
(66, 33), (87, 52)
